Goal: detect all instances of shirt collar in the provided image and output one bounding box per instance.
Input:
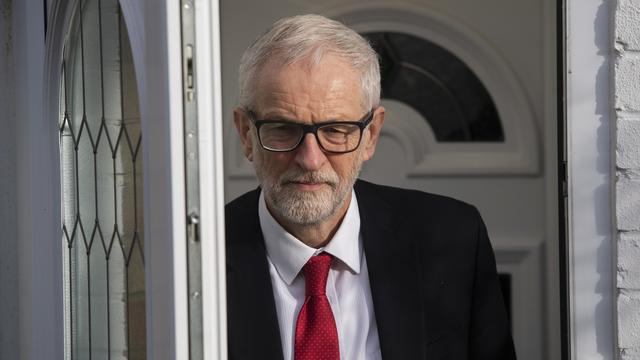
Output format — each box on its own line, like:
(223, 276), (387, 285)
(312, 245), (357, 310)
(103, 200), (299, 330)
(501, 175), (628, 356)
(259, 189), (362, 285)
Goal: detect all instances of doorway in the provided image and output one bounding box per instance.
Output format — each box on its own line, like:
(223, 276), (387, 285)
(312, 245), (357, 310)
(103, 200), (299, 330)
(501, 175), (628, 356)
(220, 1), (560, 359)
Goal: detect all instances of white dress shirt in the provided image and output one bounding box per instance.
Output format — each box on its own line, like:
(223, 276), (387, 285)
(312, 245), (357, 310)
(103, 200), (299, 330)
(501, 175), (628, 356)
(259, 190), (382, 360)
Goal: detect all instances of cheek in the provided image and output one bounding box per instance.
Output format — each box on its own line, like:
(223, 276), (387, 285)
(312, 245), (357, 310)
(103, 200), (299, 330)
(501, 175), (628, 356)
(329, 154), (363, 178)
(254, 151), (294, 173)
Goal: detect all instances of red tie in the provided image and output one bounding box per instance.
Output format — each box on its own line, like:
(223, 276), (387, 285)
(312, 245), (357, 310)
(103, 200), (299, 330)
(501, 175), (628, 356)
(294, 253), (340, 360)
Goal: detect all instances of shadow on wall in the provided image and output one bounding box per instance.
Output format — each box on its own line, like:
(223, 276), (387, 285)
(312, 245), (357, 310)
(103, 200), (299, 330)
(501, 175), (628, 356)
(592, 1), (613, 358)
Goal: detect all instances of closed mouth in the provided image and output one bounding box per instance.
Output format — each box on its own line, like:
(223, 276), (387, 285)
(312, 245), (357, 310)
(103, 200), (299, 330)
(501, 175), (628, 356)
(285, 181), (328, 190)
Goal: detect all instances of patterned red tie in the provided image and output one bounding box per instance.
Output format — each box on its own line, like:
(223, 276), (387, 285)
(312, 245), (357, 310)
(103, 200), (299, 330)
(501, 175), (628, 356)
(294, 253), (340, 360)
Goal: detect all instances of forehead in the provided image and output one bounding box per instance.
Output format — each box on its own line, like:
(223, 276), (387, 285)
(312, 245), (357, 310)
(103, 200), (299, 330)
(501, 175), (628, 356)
(253, 54), (364, 120)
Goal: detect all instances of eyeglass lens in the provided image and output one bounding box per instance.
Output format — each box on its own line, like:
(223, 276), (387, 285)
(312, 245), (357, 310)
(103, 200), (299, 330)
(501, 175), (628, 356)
(259, 122), (362, 152)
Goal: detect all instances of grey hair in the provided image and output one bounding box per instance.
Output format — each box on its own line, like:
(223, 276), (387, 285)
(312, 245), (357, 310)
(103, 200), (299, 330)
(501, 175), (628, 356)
(238, 14), (380, 112)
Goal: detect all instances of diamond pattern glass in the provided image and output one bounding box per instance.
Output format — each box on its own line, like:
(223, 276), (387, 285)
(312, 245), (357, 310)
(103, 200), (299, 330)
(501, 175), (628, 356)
(59, 0), (146, 359)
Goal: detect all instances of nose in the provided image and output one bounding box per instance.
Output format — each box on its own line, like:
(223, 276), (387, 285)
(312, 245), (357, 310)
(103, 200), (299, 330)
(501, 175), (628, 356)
(294, 133), (327, 171)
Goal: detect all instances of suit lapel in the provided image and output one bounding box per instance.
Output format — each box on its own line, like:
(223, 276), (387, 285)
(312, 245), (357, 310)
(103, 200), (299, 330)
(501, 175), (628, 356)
(226, 189), (284, 360)
(355, 181), (426, 359)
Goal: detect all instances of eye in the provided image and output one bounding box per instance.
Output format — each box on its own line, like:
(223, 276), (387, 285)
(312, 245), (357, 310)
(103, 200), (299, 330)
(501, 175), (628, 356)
(319, 124), (360, 146)
(321, 124), (356, 135)
(264, 123), (298, 135)
(259, 122), (303, 149)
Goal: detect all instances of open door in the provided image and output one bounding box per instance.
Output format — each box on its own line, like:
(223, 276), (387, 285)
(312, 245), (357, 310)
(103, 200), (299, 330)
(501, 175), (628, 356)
(40, 0), (227, 358)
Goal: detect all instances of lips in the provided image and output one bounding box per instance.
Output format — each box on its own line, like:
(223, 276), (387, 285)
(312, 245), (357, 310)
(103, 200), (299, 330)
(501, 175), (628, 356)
(279, 170), (339, 189)
(286, 181), (327, 191)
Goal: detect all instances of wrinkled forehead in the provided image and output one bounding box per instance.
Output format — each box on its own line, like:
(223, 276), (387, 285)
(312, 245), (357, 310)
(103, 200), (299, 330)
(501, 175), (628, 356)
(252, 54), (365, 116)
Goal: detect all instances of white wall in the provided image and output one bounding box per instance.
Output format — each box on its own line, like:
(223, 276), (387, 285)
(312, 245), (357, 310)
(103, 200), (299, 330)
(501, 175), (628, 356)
(615, 0), (640, 358)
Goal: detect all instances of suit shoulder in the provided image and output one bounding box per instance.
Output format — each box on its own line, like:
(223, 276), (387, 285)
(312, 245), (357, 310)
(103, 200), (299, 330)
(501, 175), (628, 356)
(225, 188), (260, 218)
(354, 179), (479, 220)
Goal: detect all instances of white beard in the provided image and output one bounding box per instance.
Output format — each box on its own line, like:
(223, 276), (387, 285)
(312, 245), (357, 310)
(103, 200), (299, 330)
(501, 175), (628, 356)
(254, 151), (363, 226)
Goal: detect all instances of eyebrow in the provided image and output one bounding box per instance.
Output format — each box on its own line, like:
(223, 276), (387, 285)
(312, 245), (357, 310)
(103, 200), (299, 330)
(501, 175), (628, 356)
(259, 114), (301, 122)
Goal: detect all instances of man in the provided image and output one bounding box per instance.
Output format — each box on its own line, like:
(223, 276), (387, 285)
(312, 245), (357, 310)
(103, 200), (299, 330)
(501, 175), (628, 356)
(226, 14), (516, 360)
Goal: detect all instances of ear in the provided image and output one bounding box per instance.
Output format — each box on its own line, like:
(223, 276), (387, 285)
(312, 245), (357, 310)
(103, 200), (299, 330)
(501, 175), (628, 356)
(233, 107), (255, 161)
(361, 106), (385, 161)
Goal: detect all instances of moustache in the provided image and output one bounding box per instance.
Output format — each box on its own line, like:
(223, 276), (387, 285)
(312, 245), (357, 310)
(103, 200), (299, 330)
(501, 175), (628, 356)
(279, 170), (339, 187)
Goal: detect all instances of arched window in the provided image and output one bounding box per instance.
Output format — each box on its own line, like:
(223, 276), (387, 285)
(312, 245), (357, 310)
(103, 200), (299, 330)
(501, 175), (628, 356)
(363, 32), (504, 142)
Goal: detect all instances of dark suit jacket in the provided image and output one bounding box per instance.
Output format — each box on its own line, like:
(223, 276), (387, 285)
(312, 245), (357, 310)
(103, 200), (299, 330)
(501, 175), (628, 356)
(226, 179), (516, 360)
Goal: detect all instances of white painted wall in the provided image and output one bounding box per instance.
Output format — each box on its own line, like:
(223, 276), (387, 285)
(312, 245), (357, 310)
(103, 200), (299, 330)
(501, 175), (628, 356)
(615, 0), (640, 358)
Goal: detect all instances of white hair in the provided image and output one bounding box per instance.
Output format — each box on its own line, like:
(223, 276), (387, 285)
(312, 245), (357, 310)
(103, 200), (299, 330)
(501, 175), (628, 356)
(238, 14), (380, 112)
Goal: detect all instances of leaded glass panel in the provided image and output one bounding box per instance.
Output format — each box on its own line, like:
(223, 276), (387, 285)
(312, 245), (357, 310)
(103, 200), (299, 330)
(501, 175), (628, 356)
(59, 0), (145, 358)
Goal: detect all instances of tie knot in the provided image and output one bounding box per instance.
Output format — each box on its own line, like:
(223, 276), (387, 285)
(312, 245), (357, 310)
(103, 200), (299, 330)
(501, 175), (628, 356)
(302, 253), (332, 296)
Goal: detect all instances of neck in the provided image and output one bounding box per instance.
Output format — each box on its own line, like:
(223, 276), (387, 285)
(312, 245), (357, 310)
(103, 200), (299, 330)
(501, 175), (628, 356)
(267, 194), (351, 248)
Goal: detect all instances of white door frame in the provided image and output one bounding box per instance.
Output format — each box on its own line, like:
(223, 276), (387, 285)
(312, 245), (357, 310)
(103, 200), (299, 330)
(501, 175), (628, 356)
(15, 0), (63, 358)
(190, 0), (228, 357)
(565, 0), (615, 359)
(131, 0), (190, 357)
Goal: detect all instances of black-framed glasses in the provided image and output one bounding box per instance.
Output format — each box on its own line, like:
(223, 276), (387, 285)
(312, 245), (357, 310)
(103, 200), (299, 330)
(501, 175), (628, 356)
(247, 109), (376, 153)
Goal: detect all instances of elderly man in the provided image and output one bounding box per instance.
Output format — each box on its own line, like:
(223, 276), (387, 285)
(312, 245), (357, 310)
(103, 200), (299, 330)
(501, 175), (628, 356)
(226, 14), (516, 360)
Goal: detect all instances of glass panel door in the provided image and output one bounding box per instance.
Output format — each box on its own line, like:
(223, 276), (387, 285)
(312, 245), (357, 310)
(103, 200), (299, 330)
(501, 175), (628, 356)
(58, 0), (145, 358)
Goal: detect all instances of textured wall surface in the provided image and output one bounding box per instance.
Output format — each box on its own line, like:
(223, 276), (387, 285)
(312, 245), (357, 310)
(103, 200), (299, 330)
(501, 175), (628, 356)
(616, 0), (640, 358)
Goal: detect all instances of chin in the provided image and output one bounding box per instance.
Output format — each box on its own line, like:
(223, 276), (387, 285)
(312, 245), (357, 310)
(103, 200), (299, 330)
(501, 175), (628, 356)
(274, 190), (334, 224)
(271, 186), (350, 226)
